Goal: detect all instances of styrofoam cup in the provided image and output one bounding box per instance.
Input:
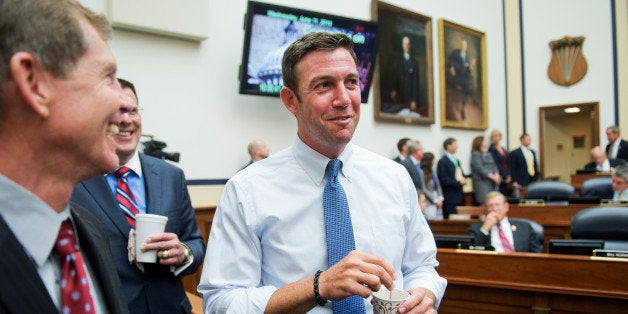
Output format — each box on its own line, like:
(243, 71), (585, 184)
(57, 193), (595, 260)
(135, 214), (168, 263)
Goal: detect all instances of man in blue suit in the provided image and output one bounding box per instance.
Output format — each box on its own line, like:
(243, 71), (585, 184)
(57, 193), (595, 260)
(72, 79), (205, 314)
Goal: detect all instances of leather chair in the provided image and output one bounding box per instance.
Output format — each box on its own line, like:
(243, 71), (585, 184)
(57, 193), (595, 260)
(570, 206), (628, 250)
(579, 177), (613, 199)
(523, 181), (575, 202)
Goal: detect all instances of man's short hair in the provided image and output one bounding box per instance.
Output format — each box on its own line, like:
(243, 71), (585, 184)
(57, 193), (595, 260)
(443, 137), (456, 150)
(118, 78), (138, 102)
(397, 137), (410, 153)
(406, 140), (422, 155)
(0, 0), (112, 99)
(613, 165), (628, 182)
(520, 133), (530, 141)
(607, 125), (620, 135)
(281, 32), (357, 101)
(484, 191), (506, 204)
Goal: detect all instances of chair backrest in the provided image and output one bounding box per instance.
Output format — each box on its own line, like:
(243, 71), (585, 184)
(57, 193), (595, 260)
(509, 217), (544, 243)
(579, 177), (613, 199)
(523, 181), (575, 201)
(571, 206), (628, 240)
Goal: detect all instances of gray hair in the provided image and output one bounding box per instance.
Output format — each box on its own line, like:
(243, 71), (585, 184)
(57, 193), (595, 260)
(613, 165), (628, 182)
(406, 140), (423, 155)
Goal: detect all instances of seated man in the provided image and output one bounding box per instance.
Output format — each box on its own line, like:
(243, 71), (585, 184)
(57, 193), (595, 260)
(584, 146), (625, 171)
(468, 191), (543, 253)
(611, 165), (628, 201)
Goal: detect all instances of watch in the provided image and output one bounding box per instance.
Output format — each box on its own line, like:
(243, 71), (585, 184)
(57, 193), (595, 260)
(181, 243), (193, 264)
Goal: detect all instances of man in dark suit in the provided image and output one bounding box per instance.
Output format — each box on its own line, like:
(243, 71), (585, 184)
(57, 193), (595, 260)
(468, 192), (543, 253)
(446, 39), (476, 120)
(392, 137), (410, 163)
(584, 146), (625, 171)
(437, 138), (467, 218)
(605, 125), (628, 161)
(72, 79), (205, 314)
(0, 0), (128, 312)
(391, 36), (420, 113)
(401, 140), (436, 204)
(509, 133), (539, 192)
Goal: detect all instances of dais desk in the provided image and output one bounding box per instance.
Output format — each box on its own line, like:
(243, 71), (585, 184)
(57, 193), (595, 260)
(437, 248), (628, 313)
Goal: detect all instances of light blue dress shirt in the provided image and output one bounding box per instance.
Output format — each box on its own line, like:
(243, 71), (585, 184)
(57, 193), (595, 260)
(106, 152), (146, 214)
(199, 138), (447, 313)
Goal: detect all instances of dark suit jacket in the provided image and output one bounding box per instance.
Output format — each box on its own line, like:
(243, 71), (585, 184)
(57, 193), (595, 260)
(0, 204), (128, 314)
(437, 156), (465, 218)
(605, 139), (628, 161)
(584, 158), (625, 170)
(509, 147), (539, 186)
(392, 156), (403, 164)
(401, 157), (434, 203)
(72, 154), (205, 314)
(396, 55), (420, 107)
(468, 219), (543, 253)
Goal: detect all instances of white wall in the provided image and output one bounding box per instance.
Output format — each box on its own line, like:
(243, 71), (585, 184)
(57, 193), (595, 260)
(79, 0), (516, 180)
(521, 0), (616, 152)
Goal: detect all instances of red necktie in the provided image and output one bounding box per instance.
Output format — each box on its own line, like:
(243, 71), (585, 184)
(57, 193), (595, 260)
(54, 220), (96, 314)
(115, 166), (139, 228)
(498, 225), (514, 252)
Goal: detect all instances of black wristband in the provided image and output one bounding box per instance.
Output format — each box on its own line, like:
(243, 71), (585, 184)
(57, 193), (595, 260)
(313, 270), (327, 306)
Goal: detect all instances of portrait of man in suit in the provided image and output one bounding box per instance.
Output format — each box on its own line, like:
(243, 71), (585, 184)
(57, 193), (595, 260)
(72, 79), (205, 313)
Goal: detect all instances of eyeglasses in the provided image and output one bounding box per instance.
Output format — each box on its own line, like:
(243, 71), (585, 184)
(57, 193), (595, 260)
(121, 107), (143, 117)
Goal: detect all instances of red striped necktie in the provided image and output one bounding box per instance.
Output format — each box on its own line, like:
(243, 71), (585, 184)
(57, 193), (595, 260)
(498, 225), (514, 252)
(115, 166), (139, 228)
(54, 219), (96, 313)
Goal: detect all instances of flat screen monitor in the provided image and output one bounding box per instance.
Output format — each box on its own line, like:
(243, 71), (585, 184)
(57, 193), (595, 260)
(434, 235), (475, 249)
(239, 1), (378, 103)
(548, 239), (605, 256)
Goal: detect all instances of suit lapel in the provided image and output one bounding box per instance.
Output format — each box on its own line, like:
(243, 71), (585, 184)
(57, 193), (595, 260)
(81, 176), (132, 238)
(0, 216), (56, 312)
(140, 154), (163, 215)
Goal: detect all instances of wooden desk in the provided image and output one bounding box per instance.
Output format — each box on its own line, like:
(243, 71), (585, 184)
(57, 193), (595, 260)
(429, 203), (596, 252)
(437, 248), (628, 313)
(571, 172), (611, 191)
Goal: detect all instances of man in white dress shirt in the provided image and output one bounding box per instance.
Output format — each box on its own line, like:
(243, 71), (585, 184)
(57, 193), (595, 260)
(199, 32), (446, 313)
(611, 165), (628, 201)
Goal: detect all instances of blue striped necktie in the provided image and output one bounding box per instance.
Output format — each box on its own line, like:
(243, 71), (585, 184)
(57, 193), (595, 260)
(115, 166), (139, 228)
(323, 159), (365, 313)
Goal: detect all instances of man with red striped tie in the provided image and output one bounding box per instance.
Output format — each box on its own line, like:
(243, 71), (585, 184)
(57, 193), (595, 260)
(468, 191), (543, 253)
(72, 79), (205, 314)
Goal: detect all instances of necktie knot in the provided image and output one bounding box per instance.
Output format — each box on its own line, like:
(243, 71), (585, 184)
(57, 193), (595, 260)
(115, 166), (133, 179)
(326, 159), (342, 182)
(54, 220), (79, 256)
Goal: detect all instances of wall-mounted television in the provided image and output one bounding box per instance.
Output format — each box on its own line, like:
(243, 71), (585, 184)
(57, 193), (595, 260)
(238, 1), (378, 103)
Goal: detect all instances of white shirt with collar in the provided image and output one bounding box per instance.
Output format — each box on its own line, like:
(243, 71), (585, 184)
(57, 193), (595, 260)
(486, 218), (515, 253)
(199, 137), (446, 313)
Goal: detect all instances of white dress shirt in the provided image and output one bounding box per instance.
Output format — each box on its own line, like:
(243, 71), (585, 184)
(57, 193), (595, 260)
(489, 218), (515, 253)
(199, 138), (446, 313)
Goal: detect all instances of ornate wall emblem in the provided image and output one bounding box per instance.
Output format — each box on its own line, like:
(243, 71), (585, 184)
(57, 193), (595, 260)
(547, 36), (587, 87)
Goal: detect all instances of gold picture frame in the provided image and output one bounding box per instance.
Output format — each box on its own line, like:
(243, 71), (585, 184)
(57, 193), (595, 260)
(438, 19), (487, 130)
(372, 1), (434, 125)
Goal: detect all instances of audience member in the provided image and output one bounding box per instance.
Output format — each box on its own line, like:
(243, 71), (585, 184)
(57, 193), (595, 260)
(468, 192), (543, 253)
(72, 79), (205, 313)
(611, 165), (628, 201)
(437, 137), (467, 219)
(401, 140), (429, 197)
(199, 32), (446, 313)
(584, 146), (625, 171)
(470, 136), (501, 205)
(421, 152), (444, 219)
(393, 137), (411, 163)
(488, 129), (512, 195)
(0, 0), (128, 312)
(509, 133), (539, 194)
(242, 138), (270, 169)
(605, 125), (628, 161)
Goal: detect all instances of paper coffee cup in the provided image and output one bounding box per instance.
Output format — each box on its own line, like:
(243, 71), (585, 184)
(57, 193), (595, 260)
(372, 287), (410, 314)
(135, 214), (168, 263)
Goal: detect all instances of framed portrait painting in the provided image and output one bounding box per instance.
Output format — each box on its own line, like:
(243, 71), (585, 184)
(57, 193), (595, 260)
(438, 19), (487, 130)
(372, 1), (434, 125)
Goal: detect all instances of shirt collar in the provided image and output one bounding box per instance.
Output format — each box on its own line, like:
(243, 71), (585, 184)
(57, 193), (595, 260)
(291, 137), (354, 186)
(0, 173), (71, 267)
(119, 150), (143, 178)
